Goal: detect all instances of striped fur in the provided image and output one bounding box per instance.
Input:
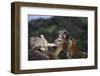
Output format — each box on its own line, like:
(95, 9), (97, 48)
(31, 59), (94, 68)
(67, 37), (87, 59)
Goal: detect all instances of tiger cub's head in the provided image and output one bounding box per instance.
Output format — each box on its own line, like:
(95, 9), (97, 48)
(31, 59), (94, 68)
(68, 37), (77, 46)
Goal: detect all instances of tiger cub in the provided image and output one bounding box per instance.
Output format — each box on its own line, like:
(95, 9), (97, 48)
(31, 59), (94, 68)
(30, 34), (56, 52)
(67, 37), (87, 59)
(30, 34), (48, 51)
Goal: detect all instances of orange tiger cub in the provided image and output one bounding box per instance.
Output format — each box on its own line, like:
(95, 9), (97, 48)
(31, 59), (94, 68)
(67, 37), (87, 59)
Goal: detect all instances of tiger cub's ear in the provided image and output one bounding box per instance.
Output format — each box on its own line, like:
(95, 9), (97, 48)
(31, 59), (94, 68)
(69, 37), (72, 40)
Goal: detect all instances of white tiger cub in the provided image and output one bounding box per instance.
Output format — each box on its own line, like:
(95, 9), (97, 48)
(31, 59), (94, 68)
(30, 34), (56, 51)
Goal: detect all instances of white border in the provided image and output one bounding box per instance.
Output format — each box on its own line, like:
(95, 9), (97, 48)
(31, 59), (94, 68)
(20, 6), (95, 70)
